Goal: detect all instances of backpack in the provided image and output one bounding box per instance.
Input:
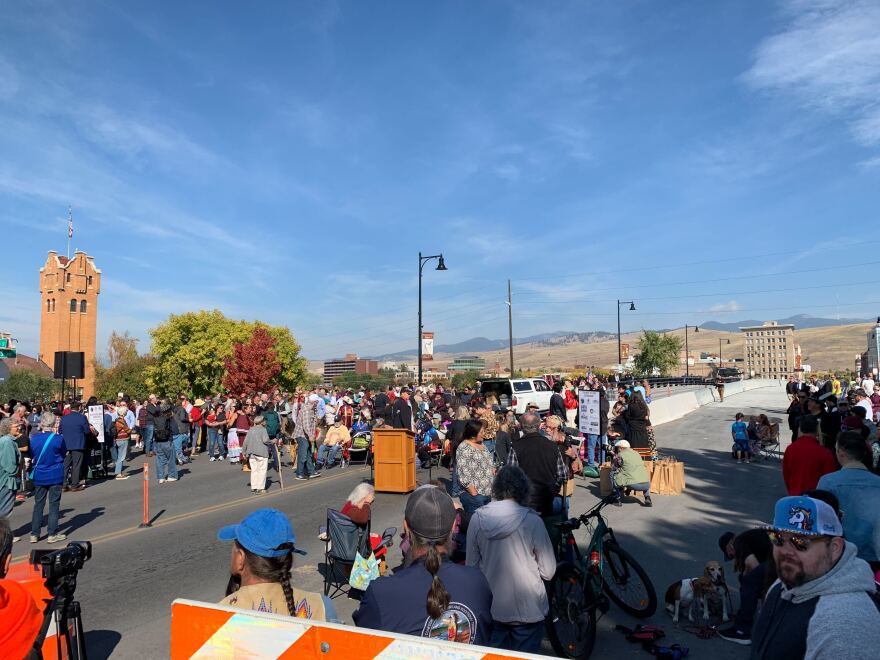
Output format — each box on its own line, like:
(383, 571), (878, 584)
(154, 417), (171, 442)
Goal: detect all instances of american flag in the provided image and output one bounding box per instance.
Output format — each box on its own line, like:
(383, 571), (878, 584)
(67, 207), (73, 238)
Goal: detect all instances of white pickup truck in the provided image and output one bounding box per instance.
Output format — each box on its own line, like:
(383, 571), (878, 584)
(479, 378), (554, 414)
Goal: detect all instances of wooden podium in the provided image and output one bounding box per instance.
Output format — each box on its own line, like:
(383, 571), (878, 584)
(372, 428), (416, 493)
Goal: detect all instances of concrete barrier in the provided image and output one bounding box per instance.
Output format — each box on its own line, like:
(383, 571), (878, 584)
(648, 379), (783, 427)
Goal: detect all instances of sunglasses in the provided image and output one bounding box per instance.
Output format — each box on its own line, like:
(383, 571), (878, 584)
(767, 531), (827, 552)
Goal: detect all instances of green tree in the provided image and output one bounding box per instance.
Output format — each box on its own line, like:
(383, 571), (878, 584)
(633, 330), (683, 376)
(450, 372), (479, 390)
(145, 310), (306, 397)
(107, 330), (139, 367)
(332, 371), (392, 391)
(0, 369), (58, 402)
(94, 355), (156, 401)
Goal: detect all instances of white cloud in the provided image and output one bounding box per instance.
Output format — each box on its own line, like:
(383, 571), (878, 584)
(744, 0), (880, 145)
(709, 300), (740, 313)
(859, 155), (880, 169)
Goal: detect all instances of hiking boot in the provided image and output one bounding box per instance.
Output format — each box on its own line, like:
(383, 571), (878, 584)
(643, 495), (653, 507)
(718, 625), (751, 645)
(30, 535), (38, 543)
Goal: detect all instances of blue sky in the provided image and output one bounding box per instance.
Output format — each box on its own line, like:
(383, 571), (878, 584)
(2, 0), (879, 360)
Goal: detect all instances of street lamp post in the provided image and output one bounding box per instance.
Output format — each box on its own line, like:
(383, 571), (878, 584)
(684, 324), (699, 379)
(617, 300), (636, 369)
(418, 251), (447, 385)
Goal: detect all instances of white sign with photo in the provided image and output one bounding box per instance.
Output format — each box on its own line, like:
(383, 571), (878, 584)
(578, 390), (601, 436)
(88, 405), (105, 444)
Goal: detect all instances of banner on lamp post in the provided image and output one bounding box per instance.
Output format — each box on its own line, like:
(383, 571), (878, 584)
(422, 332), (434, 361)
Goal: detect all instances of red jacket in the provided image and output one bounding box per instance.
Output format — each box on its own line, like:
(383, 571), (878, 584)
(782, 435), (838, 496)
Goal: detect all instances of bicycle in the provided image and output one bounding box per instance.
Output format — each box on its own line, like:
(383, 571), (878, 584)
(546, 494), (658, 659)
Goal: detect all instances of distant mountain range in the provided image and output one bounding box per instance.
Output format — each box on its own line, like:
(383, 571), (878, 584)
(698, 314), (872, 333)
(354, 315), (873, 362)
(369, 330), (615, 360)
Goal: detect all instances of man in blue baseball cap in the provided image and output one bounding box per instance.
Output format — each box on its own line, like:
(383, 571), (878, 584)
(749, 495), (880, 659)
(218, 509), (336, 621)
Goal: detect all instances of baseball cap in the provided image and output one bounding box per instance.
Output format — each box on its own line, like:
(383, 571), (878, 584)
(764, 496), (843, 537)
(404, 485), (457, 542)
(526, 402), (540, 408)
(218, 509), (306, 556)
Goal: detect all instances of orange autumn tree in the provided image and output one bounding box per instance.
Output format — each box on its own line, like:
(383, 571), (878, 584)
(222, 327), (282, 394)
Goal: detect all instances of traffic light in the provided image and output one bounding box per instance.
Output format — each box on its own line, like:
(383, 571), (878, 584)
(0, 337), (16, 358)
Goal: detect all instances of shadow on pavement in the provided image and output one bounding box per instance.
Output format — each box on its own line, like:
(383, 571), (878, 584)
(84, 629), (122, 660)
(61, 506), (107, 536)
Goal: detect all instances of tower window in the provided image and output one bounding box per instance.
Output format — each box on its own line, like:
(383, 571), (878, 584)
(66, 272), (71, 283)
(87, 275), (93, 286)
(80, 300), (87, 313)
(70, 299), (77, 312)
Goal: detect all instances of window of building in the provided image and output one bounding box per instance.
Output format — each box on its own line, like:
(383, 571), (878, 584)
(70, 299), (77, 312)
(80, 300), (87, 313)
(87, 275), (93, 286)
(66, 272), (71, 283)
(46, 299), (51, 312)
(50, 299), (55, 312)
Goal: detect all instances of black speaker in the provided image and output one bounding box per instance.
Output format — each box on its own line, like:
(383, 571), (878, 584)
(53, 351), (85, 379)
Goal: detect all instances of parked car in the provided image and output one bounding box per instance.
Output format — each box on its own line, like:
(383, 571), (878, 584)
(479, 378), (554, 414)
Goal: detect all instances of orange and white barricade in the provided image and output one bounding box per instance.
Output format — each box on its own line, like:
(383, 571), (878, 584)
(171, 599), (545, 659)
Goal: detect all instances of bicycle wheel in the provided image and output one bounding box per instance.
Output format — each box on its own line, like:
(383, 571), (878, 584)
(601, 542), (657, 618)
(546, 562), (598, 659)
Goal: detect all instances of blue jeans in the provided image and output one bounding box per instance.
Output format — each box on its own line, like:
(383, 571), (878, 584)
(586, 433), (607, 466)
(112, 439), (129, 475)
(141, 425), (154, 453)
(551, 494), (571, 517)
(173, 434), (189, 463)
(316, 444), (340, 466)
(613, 480), (650, 498)
(483, 439), (496, 461)
(155, 442), (178, 480)
(490, 620), (545, 653)
(296, 437), (316, 477)
(31, 484), (62, 537)
(207, 428), (225, 457)
(459, 491), (491, 514)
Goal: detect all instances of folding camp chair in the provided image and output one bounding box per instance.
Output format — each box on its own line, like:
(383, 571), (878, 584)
(342, 431), (372, 469)
(323, 508), (372, 599)
(756, 423), (781, 461)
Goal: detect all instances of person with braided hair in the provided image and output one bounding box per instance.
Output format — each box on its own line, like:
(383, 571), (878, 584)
(218, 509), (336, 620)
(353, 485), (493, 644)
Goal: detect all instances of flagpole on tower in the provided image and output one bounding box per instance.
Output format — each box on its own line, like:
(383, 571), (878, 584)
(67, 206), (73, 260)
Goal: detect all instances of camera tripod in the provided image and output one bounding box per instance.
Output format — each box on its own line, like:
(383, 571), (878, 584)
(33, 569), (88, 660)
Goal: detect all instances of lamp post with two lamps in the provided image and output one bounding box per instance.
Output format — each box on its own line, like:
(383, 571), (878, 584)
(616, 300), (636, 369)
(684, 324), (699, 379)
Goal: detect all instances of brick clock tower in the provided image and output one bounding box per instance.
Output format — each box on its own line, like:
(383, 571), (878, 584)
(38, 250), (101, 397)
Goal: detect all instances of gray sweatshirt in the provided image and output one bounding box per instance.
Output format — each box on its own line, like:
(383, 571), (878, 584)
(465, 498), (556, 624)
(241, 426), (273, 458)
(750, 541), (880, 660)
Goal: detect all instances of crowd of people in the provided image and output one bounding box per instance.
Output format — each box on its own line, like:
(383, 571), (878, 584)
(3, 371), (880, 657)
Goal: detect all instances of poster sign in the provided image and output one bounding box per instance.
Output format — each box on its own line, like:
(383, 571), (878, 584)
(578, 390), (601, 436)
(422, 332), (434, 361)
(88, 405), (105, 444)
(621, 343), (630, 360)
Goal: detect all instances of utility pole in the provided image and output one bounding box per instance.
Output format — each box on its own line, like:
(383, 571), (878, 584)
(507, 279), (514, 375)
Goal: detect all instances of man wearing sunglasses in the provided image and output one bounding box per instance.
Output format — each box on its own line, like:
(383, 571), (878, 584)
(750, 495), (880, 659)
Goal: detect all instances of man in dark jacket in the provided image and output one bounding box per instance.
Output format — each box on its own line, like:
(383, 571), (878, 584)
(59, 402), (95, 491)
(390, 389), (414, 431)
(172, 397), (191, 464)
(506, 414), (567, 517)
(549, 383), (567, 420)
(373, 389), (390, 421)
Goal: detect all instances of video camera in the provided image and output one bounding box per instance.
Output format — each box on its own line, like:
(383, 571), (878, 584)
(32, 541), (92, 583)
(561, 425), (582, 446)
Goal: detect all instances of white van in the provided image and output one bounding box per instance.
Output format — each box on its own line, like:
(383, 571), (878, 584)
(479, 378), (554, 414)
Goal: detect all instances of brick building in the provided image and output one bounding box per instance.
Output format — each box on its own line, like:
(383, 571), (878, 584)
(322, 354), (378, 385)
(38, 250), (101, 397)
(740, 320), (795, 380)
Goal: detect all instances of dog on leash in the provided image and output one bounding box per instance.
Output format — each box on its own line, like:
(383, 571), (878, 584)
(664, 560), (730, 623)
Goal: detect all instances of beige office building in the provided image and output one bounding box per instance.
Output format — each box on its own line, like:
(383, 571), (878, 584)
(741, 320), (795, 379)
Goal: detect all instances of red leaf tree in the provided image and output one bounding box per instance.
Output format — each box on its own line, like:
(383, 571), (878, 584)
(222, 327), (282, 395)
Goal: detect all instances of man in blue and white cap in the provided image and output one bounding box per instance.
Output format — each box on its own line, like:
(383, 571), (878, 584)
(749, 495), (880, 659)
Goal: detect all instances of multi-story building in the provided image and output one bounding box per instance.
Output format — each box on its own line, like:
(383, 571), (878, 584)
(322, 354), (378, 385)
(39, 250), (101, 397)
(447, 356), (486, 373)
(866, 318), (880, 377)
(740, 320), (795, 380)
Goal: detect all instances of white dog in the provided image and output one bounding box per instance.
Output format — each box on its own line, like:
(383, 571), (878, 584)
(664, 561), (730, 623)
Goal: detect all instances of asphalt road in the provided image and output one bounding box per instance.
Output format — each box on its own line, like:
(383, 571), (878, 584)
(7, 385), (790, 659)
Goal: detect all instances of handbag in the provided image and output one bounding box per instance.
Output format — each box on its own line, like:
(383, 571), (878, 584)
(28, 433), (55, 481)
(348, 551), (380, 590)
